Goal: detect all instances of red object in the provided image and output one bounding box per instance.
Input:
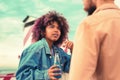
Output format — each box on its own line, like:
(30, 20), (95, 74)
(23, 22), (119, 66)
(0, 73), (15, 80)
(23, 26), (33, 46)
(64, 47), (68, 53)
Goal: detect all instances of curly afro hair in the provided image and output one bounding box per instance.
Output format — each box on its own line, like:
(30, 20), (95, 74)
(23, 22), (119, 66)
(32, 11), (69, 46)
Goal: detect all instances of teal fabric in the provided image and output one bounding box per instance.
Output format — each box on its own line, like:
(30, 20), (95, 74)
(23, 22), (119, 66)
(16, 38), (71, 80)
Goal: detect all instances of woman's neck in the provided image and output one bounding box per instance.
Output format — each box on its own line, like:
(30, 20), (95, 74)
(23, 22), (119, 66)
(46, 39), (53, 50)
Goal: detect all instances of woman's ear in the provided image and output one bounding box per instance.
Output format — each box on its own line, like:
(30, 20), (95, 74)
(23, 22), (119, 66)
(41, 32), (45, 37)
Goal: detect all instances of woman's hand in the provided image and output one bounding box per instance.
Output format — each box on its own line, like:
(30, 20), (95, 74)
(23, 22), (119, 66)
(48, 65), (61, 80)
(64, 40), (74, 53)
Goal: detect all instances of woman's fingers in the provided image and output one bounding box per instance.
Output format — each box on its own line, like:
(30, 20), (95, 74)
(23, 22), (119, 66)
(48, 65), (61, 80)
(65, 41), (73, 49)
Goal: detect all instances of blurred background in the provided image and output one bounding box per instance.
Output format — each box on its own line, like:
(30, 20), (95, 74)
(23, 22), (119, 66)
(0, 0), (120, 77)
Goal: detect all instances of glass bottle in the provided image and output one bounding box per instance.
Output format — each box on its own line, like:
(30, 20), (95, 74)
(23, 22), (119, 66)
(54, 52), (62, 79)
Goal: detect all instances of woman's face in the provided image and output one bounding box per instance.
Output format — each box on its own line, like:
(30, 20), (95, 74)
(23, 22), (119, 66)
(44, 21), (61, 43)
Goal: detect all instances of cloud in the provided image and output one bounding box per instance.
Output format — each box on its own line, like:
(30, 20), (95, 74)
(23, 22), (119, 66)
(49, 0), (66, 3)
(0, 17), (23, 36)
(0, 17), (24, 68)
(0, 0), (84, 69)
(115, 0), (120, 8)
(49, 0), (82, 4)
(19, 0), (54, 17)
(71, 0), (82, 4)
(0, 42), (21, 68)
(0, 2), (9, 12)
(0, 16), (23, 45)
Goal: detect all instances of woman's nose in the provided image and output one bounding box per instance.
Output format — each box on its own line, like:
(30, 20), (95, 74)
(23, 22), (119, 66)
(54, 27), (59, 31)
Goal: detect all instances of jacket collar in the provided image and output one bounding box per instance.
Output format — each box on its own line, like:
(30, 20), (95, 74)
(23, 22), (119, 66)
(93, 3), (119, 14)
(41, 38), (59, 55)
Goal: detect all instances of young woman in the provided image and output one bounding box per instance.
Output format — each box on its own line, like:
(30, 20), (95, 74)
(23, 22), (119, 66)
(16, 11), (73, 80)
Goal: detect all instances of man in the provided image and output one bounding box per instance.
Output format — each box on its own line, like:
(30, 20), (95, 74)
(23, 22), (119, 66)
(69, 0), (120, 80)
(83, 0), (96, 15)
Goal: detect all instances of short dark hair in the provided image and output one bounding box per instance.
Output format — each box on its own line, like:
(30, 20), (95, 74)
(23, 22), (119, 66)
(32, 11), (69, 46)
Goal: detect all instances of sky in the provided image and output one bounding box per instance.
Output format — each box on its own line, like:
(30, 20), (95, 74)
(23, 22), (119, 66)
(0, 0), (120, 70)
(0, 0), (86, 70)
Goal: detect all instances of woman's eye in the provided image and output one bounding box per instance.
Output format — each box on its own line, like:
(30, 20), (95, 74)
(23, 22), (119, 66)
(48, 25), (61, 30)
(49, 25), (54, 28)
(57, 27), (61, 30)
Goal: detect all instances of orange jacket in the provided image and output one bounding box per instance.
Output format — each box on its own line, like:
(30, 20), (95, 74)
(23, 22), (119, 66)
(69, 3), (120, 80)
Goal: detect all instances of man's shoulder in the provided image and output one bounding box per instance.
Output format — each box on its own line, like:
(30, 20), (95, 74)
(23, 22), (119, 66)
(83, 9), (120, 26)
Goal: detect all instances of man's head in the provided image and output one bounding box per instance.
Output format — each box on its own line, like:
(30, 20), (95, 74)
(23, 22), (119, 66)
(82, 0), (96, 15)
(82, 0), (115, 15)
